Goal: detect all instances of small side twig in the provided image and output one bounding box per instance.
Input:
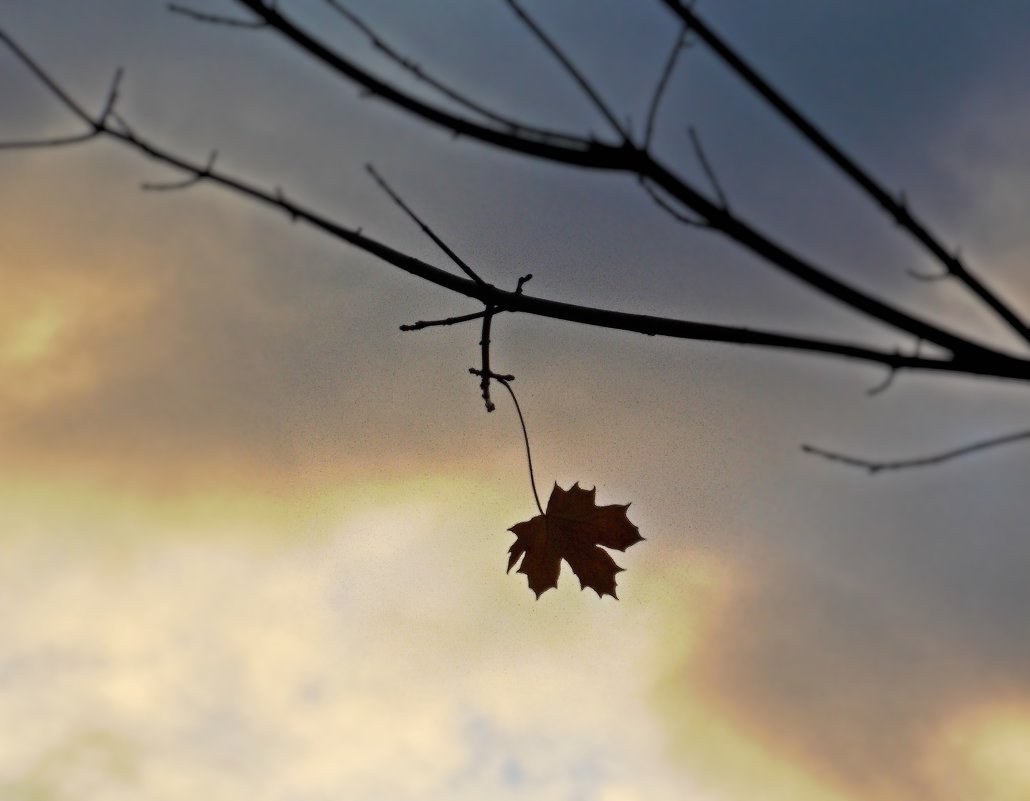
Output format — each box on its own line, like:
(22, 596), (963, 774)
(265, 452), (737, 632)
(400, 309), (488, 331)
(639, 178), (709, 228)
(475, 307), (499, 411)
(142, 149), (218, 191)
(803, 428), (1030, 474)
(366, 164), (487, 285)
(688, 126), (728, 209)
(167, 3), (267, 28)
(503, 0), (628, 141)
(0, 131), (98, 150)
(865, 365), (896, 397)
(323, 0), (577, 145)
(644, 24), (690, 148)
(97, 67), (123, 125)
(0, 65), (123, 152)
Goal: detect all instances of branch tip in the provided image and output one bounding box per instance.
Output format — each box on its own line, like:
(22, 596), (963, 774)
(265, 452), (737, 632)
(688, 126), (729, 210)
(167, 3), (266, 28)
(803, 428), (1030, 473)
(644, 23), (690, 148)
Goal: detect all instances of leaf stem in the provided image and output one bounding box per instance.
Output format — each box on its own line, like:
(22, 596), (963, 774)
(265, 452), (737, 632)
(496, 377), (544, 515)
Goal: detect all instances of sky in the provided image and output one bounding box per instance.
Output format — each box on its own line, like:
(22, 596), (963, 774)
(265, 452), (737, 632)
(2, 1), (1030, 799)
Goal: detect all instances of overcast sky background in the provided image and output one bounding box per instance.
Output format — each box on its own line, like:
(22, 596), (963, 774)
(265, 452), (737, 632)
(2, 2), (1030, 799)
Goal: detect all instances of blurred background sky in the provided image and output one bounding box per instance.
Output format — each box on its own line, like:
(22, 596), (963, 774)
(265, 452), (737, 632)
(2, 2), (1030, 799)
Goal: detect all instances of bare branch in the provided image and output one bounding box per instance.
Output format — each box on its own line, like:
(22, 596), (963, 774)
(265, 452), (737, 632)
(477, 308), (499, 411)
(4, 25), (1030, 384)
(97, 67), (123, 125)
(802, 429), (1030, 474)
(168, 3), (266, 28)
(660, 0), (1030, 348)
(231, 1), (1008, 364)
(688, 126), (728, 210)
(639, 178), (709, 228)
(366, 163), (487, 285)
(323, 0), (575, 145)
(644, 24), (690, 148)
(400, 310), (488, 331)
(0, 28), (95, 126)
(0, 66), (120, 152)
(0, 130), (98, 150)
(502, 0), (628, 140)
(865, 366), (896, 397)
(142, 149), (218, 191)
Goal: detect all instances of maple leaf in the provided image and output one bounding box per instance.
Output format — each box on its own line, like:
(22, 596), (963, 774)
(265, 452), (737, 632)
(507, 483), (644, 599)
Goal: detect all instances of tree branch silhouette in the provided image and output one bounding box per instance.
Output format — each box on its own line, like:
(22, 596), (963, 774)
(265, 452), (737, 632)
(659, 0), (1030, 349)
(3, 1), (1030, 478)
(226, 0), (1011, 365)
(322, 0), (575, 144)
(8, 25), (1026, 384)
(803, 429), (1030, 474)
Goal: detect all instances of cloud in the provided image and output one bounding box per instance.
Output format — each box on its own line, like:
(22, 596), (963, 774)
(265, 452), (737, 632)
(0, 480), (728, 801)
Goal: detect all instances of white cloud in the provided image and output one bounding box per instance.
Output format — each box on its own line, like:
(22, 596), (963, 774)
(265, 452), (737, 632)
(0, 483), (714, 801)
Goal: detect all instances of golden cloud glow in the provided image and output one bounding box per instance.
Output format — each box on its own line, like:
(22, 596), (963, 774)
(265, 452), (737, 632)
(0, 261), (153, 408)
(923, 703), (1030, 800)
(0, 477), (733, 800)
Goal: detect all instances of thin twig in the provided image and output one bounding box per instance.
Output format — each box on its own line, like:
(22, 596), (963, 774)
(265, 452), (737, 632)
(688, 126), (728, 209)
(477, 307), (499, 411)
(400, 309), (487, 331)
(0, 29), (94, 125)
(168, 3), (266, 28)
(802, 428), (1030, 474)
(496, 377), (544, 515)
(502, 0), (628, 140)
(865, 366), (896, 397)
(366, 163), (487, 285)
(97, 67), (123, 125)
(644, 24), (689, 148)
(639, 178), (708, 228)
(323, 0), (576, 145)
(0, 131), (98, 150)
(142, 149), (218, 191)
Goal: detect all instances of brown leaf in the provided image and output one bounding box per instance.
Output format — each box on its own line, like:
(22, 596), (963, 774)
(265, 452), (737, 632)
(507, 483), (644, 599)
